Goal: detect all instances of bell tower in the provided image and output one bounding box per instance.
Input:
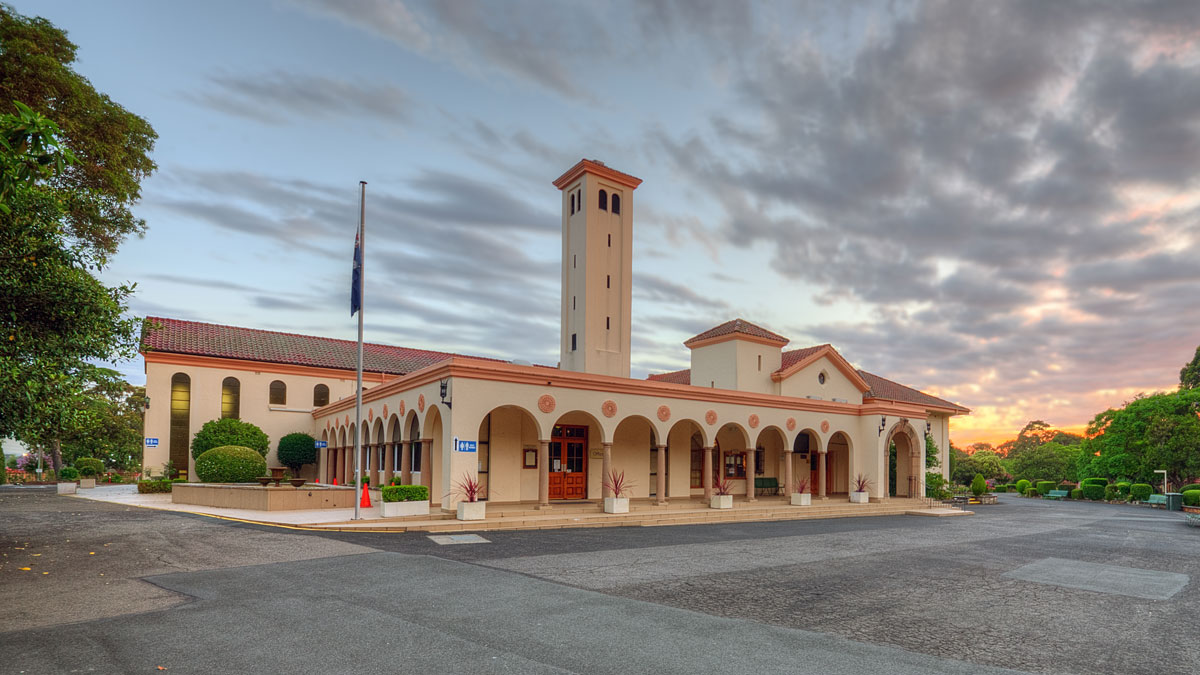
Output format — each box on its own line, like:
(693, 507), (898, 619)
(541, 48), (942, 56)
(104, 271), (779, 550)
(552, 159), (642, 378)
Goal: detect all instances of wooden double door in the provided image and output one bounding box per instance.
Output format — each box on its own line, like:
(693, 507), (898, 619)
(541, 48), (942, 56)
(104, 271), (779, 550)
(548, 424), (587, 500)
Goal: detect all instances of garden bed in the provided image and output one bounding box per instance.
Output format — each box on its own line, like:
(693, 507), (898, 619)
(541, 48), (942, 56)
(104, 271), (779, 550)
(172, 483), (363, 511)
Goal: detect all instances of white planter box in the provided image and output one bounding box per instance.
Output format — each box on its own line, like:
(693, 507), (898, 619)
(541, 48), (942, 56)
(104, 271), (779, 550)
(850, 491), (870, 504)
(457, 501), (486, 521)
(381, 500), (430, 518)
(790, 492), (811, 506)
(57, 482), (77, 495)
(78, 478), (96, 489)
(710, 494), (733, 509)
(604, 497), (629, 514)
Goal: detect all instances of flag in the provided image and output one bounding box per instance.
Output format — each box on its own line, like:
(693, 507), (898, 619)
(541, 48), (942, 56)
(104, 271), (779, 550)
(351, 230), (362, 316)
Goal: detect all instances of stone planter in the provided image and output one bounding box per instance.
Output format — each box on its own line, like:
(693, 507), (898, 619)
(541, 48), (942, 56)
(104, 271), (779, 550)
(56, 482), (77, 495)
(457, 501), (486, 521)
(78, 478), (96, 489)
(604, 497), (630, 514)
(382, 500), (430, 518)
(850, 491), (870, 504)
(710, 494), (733, 509)
(790, 492), (811, 506)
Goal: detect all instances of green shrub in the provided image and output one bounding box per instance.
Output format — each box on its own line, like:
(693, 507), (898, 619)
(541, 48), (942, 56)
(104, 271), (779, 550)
(925, 472), (951, 500)
(381, 485), (429, 502)
(137, 480), (173, 494)
(276, 432), (318, 473)
(1130, 483), (1153, 502)
(994, 484), (1006, 493)
(1176, 483), (1200, 494)
(1006, 483), (1018, 492)
(107, 474), (124, 483)
(1182, 490), (1200, 507)
(1081, 477), (1108, 488)
(1016, 479), (1031, 495)
(171, 477), (187, 483)
(1116, 482), (1131, 496)
(58, 467), (79, 481)
(191, 418), (270, 460)
(1036, 481), (1056, 496)
(1025, 487), (1041, 498)
(1081, 484), (1105, 500)
(1070, 488), (1083, 499)
(194, 446), (267, 483)
(75, 458), (104, 477)
(1057, 481), (1075, 492)
(970, 473), (987, 497)
(1104, 484), (1120, 501)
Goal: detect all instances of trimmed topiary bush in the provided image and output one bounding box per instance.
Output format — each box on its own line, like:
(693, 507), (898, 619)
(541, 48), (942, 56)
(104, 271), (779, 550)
(1036, 481), (1056, 496)
(1025, 487), (1041, 498)
(970, 473), (987, 497)
(58, 466), (80, 481)
(1130, 483), (1153, 502)
(1104, 484), (1120, 501)
(75, 458), (104, 477)
(994, 484), (1007, 493)
(1006, 483), (1018, 492)
(191, 418), (270, 460)
(276, 432), (318, 474)
(195, 445), (267, 483)
(137, 480), (173, 494)
(381, 485), (429, 502)
(1057, 482), (1074, 492)
(1081, 484), (1105, 501)
(1182, 490), (1200, 507)
(1116, 482), (1131, 496)
(1070, 488), (1083, 499)
(1176, 483), (1200, 494)
(1081, 477), (1107, 488)
(1016, 479), (1031, 495)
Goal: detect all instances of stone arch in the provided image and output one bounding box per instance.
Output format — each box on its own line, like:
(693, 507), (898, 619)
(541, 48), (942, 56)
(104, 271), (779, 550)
(422, 405), (444, 505)
(551, 410), (606, 500)
(666, 418), (707, 496)
(827, 430), (852, 495)
(885, 419), (922, 498)
(404, 408), (421, 440)
(755, 425), (787, 493)
(714, 422), (752, 495)
(371, 417), (386, 483)
(612, 415), (658, 500)
(478, 404), (543, 503)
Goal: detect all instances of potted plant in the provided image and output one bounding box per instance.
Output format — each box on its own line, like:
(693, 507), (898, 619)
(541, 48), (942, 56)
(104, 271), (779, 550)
(56, 466), (79, 494)
(75, 458), (103, 489)
(381, 483), (430, 517)
(711, 476), (734, 509)
(790, 476), (811, 506)
(452, 474), (486, 520)
(602, 469), (633, 514)
(850, 473), (872, 503)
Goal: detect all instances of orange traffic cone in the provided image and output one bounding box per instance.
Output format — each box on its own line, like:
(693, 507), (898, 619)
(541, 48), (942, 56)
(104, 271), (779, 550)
(360, 482), (372, 508)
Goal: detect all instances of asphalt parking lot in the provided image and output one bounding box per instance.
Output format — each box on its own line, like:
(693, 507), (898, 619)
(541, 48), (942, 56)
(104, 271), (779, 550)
(1, 487), (1196, 674)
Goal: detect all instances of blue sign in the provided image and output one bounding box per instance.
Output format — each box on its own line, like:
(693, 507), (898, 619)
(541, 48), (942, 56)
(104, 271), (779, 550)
(145, 438), (159, 447)
(455, 439), (477, 453)
(314, 440), (328, 448)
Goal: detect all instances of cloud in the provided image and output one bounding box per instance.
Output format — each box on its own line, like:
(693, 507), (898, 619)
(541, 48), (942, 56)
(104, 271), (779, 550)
(189, 71), (412, 124)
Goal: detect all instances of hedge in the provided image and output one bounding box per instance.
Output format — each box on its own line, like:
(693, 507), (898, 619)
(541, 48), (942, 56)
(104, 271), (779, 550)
(195, 445), (267, 483)
(994, 485), (1007, 493)
(1015, 479), (1031, 495)
(191, 418), (270, 460)
(1130, 483), (1153, 502)
(58, 467), (80, 481)
(1036, 481), (1056, 496)
(1115, 482), (1131, 495)
(137, 480), (173, 494)
(382, 485), (429, 502)
(1057, 482), (1074, 493)
(1081, 484), (1105, 501)
(1025, 487), (1040, 498)
(1070, 488), (1083, 499)
(1183, 490), (1200, 507)
(75, 458), (104, 477)
(1006, 483), (1018, 492)
(1081, 477), (1108, 488)
(1176, 483), (1200, 494)
(1104, 484), (1121, 501)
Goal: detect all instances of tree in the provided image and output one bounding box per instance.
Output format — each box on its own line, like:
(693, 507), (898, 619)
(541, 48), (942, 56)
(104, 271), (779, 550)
(191, 418), (270, 460)
(0, 6), (155, 441)
(1182, 345), (1200, 390)
(924, 434), (941, 469)
(970, 473), (987, 497)
(1010, 441), (1081, 483)
(968, 442), (994, 455)
(276, 432), (317, 474)
(1082, 388), (1200, 488)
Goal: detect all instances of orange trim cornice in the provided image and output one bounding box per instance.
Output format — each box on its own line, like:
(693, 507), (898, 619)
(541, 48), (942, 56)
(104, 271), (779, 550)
(552, 159), (643, 190)
(770, 345), (871, 393)
(685, 333), (789, 350)
(313, 357), (934, 420)
(142, 351), (391, 384)
(863, 397), (969, 416)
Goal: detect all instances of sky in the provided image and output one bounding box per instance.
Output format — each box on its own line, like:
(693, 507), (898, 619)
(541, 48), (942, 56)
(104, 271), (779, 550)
(22, 0), (1200, 447)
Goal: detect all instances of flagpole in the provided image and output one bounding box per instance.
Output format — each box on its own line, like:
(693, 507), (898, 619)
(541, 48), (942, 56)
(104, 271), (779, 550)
(353, 181), (366, 520)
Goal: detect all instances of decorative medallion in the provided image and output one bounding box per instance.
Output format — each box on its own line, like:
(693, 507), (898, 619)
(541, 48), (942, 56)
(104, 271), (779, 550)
(382, 404), (389, 418)
(820, 420), (830, 433)
(418, 394), (426, 412)
(748, 414), (760, 429)
(601, 400), (617, 418)
(705, 409), (718, 425)
(786, 417), (796, 431)
(399, 400), (406, 416)
(657, 405), (671, 422)
(538, 394), (557, 414)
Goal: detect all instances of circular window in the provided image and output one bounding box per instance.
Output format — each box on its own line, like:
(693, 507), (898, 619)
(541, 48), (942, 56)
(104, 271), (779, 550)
(818, 372), (826, 385)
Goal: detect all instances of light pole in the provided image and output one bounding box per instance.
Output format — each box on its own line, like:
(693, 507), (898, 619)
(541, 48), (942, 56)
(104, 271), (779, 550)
(1154, 469), (1167, 495)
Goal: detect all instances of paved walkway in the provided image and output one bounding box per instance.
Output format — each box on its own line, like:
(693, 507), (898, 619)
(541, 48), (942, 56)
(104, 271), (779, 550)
(72, 484), (387, 525)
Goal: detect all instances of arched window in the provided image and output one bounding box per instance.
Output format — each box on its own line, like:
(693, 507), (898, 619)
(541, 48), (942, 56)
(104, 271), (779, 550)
(169, 373), (190, 476)
(221, 377), (240, 419)
(611, 193), (620, 215)
(313, 384), (329, 407)
(598, 189), (608, 211)
(269, 380), (286, 406)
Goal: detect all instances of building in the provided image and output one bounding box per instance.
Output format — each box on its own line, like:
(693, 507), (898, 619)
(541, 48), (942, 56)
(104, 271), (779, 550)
(141, 159), (967, 508)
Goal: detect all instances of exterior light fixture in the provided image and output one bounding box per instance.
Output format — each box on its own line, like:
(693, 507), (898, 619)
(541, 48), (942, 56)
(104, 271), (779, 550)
(878, 416), (887, 436)
(926, 420), (932, 435)
(439, 378), (452, 409)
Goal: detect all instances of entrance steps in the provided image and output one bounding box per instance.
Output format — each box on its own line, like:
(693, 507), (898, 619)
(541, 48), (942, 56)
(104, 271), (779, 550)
(306, 497), (952, 533)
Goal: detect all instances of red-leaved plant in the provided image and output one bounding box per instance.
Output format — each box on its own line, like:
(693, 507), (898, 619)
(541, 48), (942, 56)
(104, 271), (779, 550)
(713, 475), (734, 496)
(452, 473), (484, 502)
(793, 476), (811, 495)
(602, 469), (634, 498)
(852, 473), (873, 493)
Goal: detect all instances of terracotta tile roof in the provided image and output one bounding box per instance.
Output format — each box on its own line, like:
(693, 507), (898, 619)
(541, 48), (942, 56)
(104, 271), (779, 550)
(684, 318), (789, 347)
(778, 344), (828, 371)
(647, 368), (691, 385)
(552, 158), (643, 190)
(857, 370), (969, 413)
(142, 317), (497, 375)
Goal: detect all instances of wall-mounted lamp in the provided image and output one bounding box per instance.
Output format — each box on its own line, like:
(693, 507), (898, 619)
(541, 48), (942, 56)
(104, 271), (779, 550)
(439, 378), (452, 409)
(926, 420), (932, 436)
(878, 415), (887, 436)
(143, 396), (150, 411)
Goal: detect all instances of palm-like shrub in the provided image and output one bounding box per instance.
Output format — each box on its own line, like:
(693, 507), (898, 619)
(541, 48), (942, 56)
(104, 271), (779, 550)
(276, 432), (317, 474)
(194, 446), (267, 483)
(191, 418), (269, 460)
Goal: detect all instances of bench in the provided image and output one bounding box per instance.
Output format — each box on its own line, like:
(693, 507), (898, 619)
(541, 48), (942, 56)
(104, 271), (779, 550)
(755, 477), (780, 496)
(1045, 490), (1069, 500)
(1146, 494), (1167, 507)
